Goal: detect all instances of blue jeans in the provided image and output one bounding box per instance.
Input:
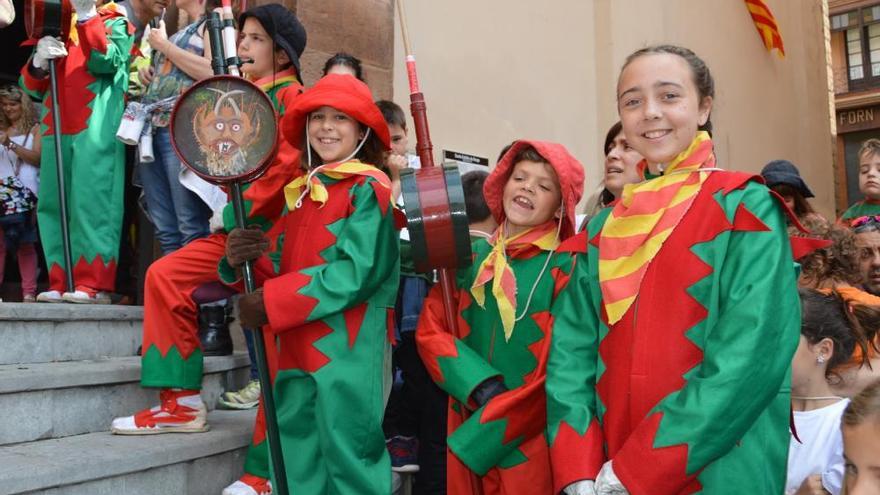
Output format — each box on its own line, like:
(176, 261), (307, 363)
(138, 127), (212, 254)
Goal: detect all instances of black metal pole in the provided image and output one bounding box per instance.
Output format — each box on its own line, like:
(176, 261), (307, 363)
(231, 183), (289, 495)
(206, 15), (288, 494)
(48, 60), (75, 292)
(207, 12), (228, 76)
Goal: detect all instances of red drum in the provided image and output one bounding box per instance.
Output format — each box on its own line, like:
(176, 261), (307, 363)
(24, 0), (72, 40)
(400, 164), (472, 273)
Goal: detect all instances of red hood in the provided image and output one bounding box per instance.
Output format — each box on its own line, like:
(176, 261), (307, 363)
(484, 140), (585, 240)
(280, 74), (391, 152)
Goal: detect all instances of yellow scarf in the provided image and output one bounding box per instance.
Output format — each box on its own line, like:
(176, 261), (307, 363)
(598, 131), (716, 324)
(283, 160), (389, 210)
(470, 220), (560, 341)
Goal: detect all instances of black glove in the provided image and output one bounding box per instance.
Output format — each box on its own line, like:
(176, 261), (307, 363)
(471, 377), (508, 408)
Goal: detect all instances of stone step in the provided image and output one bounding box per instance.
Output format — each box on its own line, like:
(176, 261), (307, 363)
(0, 304), (144, 365)
(0, 353), (250, 446)
(0, 409), (256, 495)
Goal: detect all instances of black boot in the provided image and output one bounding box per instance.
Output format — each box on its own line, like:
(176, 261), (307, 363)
(198, 302), (233, 356)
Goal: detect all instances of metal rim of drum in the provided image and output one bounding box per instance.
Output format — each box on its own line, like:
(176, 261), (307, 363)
(169, 75), (279, 185)
(442, 164), (472, 269)
(25, 0), (71, 40)
(400, 165), (472, 273)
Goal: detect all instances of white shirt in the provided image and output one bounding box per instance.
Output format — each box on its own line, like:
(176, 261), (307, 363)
(786, 398), (849, 495)
(0, 133), (39, 196)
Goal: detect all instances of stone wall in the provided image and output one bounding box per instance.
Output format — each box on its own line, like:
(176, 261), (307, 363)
(179, 0), (395, 97)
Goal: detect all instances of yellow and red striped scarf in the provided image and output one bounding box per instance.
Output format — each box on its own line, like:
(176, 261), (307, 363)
(283, 160), (389, 210)
(598, 131), (716, 325)
(471, 220), (560, 341)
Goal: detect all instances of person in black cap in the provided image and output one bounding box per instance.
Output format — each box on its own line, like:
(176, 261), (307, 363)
(238, 3), (307, 86)
(761, 159), (823, 224)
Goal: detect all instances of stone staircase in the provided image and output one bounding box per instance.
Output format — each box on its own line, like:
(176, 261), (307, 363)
(0, 303), (254, 495)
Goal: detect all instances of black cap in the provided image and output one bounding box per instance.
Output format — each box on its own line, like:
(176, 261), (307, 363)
(761, 159), (815, 198)
(239, 4), (307, 76)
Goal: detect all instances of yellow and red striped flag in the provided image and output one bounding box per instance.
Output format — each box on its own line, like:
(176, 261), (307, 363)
(745, 0), (785, 58)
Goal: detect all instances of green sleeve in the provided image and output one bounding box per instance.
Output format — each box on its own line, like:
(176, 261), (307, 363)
(546, 249), (605, 491)
(415, 280), (503, 406)
(80, 16), (133, 75)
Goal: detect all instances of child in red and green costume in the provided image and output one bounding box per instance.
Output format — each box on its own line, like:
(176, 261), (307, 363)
(110, 5), (305, 435)
(416, 140), (585, 494)
(222, 73), (399, 494)
(20, 0), (133, 303)
(547, 45), (800, 495)
(840, 138), (880, 224)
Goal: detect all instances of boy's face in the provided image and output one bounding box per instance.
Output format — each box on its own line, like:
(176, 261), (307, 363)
(502, 160), (562, 236)
(388, 123), (408, 156)
(859, 151), (880, 200)
(239, 18), (286, 80)
(843, 420), (880, 495)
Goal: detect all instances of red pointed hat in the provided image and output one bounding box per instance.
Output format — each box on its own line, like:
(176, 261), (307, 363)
(281, 74), (391, 151)
(483, 140), (585, 239)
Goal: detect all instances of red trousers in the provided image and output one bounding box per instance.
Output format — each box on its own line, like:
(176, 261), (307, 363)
(141, 234), (232, 388)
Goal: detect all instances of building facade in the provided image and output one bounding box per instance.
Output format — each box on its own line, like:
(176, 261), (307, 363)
(830, 0), (880, 213)
(392, 0), (837, 218)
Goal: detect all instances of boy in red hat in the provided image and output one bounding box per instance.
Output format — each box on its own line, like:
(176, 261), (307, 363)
(416, 141), (586, 494)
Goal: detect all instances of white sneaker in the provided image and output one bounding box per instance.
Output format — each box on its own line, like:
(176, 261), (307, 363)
(218, 380), (261, 410)
(62, 288), (112, 304)
(36, 290), (63, 303)
(111, 390), (209, 435)
(222, 476), (272, 495)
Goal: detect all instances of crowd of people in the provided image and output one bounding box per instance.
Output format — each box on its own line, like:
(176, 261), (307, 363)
(2, 0), (880, 494)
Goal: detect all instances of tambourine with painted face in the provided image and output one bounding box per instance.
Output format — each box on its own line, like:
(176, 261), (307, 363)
(170, 75), (277, 184)
(24, 0), (73, 40)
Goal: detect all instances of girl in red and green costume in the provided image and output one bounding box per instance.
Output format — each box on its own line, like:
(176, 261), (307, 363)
(21, 0), (133, 303)
(548, 45), (800, 495)
(416, 140), (585, 494)
(223, 73), (399, 494)
(839, 138), (880, 224)
(110, 5), (305, 436)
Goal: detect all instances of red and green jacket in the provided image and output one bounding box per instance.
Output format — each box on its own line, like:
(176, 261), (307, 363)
(222, 167), (400, 345)
(839, 198), (880, 224)
(547, 172), (800, 494)
(416, 233), (584, 492)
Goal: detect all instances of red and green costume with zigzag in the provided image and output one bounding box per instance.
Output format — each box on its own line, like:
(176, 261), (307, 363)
(546, 133), (800, 494)
(839, 198), (880, 224)
(223, 161), (399, 493)
(417, 139), (587, 494)
(20, 8), (133, 292)
(139, 74), (302, 388)
(417, 229), (583, 494)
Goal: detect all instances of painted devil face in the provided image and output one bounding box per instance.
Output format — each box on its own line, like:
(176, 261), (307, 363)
(192, 89), (261, 177)
(200, 105), (252, 157)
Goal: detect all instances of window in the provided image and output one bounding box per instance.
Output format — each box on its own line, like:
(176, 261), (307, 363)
(833, 4), (880, 90)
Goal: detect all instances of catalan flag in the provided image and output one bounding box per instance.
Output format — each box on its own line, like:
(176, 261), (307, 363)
(745, 0), (785, 57)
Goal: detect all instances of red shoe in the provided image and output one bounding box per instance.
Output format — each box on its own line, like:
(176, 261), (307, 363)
(111, 389), (208, 435)
(222, 474), (272, 495)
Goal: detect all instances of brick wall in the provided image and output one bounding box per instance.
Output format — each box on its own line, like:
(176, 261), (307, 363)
(178, 0), (394, 98)
(295, 0), (394, 98)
